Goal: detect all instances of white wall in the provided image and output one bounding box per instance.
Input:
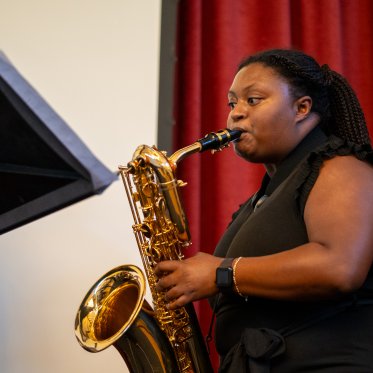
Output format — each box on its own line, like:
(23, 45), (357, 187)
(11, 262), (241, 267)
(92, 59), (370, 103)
(0, 1), (161, 372)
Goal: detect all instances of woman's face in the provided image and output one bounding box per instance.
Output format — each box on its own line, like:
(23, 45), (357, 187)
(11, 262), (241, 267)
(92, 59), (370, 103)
(227, 63), (307, 164)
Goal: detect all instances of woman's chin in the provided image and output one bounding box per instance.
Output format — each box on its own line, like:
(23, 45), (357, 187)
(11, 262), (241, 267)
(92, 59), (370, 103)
(234, 146), (258, 163)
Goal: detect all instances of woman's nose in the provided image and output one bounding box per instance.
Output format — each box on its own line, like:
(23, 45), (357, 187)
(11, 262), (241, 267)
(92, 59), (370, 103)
(230, 102), (247, 122)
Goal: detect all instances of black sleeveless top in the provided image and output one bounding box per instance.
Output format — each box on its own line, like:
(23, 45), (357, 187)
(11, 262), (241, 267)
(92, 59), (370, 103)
(213, 126), (373, 359)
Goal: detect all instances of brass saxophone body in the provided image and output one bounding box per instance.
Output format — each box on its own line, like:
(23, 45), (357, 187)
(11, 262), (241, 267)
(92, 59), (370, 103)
(75, 129), (241, 373)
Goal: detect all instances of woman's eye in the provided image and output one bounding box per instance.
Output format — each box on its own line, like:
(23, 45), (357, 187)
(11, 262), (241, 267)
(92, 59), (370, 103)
(228, 102), (236, 110)
(248, 97), (261, 105)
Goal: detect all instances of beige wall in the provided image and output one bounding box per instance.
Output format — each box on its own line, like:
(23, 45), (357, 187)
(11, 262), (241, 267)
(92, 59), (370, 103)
(0, 1), (161, 372)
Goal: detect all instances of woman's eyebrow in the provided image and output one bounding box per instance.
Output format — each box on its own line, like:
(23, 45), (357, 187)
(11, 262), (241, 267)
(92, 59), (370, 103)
(228, 84), (257, 97)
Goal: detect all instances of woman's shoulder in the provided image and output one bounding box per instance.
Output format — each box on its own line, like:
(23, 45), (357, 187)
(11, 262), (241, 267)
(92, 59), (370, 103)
(317, 135), (373, 163)
(295, 136), (373, 213)
(316, 133), (373, 182)
(322, 153), (373, 169)
(319, 155), (373, 186)
(302, 134), (373, 181)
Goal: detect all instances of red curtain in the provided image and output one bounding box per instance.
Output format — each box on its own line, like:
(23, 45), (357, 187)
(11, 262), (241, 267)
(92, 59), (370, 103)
(173, 0), (373, 369)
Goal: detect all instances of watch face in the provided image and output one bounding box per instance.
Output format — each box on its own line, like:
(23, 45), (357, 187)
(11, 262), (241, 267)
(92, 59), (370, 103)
(217, 267), (233, 288)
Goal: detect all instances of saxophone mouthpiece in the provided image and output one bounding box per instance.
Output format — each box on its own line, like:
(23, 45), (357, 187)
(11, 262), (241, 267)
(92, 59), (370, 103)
(197, 128), (242, 152)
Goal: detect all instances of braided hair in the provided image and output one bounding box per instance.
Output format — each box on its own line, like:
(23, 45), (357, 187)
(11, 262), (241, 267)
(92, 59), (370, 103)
(238, 49), (371, 146)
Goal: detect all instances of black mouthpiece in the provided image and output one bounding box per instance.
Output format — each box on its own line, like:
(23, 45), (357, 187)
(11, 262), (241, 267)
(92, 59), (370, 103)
(197, 129), (242, 152)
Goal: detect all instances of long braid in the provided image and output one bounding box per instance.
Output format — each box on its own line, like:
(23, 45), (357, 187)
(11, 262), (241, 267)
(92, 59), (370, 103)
(238, 49), (371, 146)
(326, 69), (370, 145)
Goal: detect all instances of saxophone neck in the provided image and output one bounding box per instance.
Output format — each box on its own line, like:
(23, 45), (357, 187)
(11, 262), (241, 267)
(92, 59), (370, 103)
(168, 143), (202, 166)
(126, 128), (242, 171)
(169, 128), (242, 165)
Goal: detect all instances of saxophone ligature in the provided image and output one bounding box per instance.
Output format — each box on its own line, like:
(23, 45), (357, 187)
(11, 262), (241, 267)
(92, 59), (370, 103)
(74, 128), (241, 373)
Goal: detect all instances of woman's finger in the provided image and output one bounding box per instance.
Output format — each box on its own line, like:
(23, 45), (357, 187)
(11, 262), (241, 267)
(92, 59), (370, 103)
(154, 260), (179, 276)
(166, 294), (190, 310)
(156, 274), (175, 291)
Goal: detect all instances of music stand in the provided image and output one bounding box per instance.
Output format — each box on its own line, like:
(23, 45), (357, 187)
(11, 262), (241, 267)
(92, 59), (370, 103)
(0, 52), (117, 234)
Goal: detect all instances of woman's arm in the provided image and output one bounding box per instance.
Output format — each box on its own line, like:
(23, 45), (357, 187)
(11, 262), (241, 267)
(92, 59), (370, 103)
(155, 156), (373, 309)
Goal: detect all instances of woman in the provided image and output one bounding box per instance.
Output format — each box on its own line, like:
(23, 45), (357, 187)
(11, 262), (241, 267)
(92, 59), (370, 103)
(155, 49), (373, 372)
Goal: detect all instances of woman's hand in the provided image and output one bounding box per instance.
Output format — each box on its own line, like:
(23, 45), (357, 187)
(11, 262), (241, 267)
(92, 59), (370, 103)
(154, 252), (223, 309)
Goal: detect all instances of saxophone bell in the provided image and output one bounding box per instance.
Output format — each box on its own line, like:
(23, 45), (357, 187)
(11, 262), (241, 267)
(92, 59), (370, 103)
(75, 264), (180, 372)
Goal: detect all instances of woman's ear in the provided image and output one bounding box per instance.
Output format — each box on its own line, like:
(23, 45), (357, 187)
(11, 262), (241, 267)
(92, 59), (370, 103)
(295, 96), (312, 122)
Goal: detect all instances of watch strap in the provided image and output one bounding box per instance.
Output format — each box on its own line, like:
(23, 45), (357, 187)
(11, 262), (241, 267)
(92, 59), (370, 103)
(220, 257), (234, 268)
(216, 257), (235, 294)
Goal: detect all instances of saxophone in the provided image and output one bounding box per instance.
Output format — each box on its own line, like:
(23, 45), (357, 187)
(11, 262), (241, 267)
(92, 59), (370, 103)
(74, 128), (241, 373)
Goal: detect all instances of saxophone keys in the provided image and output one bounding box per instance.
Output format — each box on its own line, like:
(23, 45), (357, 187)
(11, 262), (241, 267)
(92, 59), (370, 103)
(177, 180), (188, 188)
(133, 223), (153, 237)
(132, 191), (140, 202)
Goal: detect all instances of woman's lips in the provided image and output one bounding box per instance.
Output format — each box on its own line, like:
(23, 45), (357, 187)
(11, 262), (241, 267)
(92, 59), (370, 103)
(231, 127), (247, 142)
(235, 129), (251, 142)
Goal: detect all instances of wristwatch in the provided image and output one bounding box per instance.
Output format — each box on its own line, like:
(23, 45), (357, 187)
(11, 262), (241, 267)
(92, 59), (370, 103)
(216, 257), (234, 294)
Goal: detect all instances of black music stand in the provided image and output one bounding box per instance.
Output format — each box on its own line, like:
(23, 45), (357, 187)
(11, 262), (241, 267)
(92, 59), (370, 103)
(0, 52), (117, 234)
